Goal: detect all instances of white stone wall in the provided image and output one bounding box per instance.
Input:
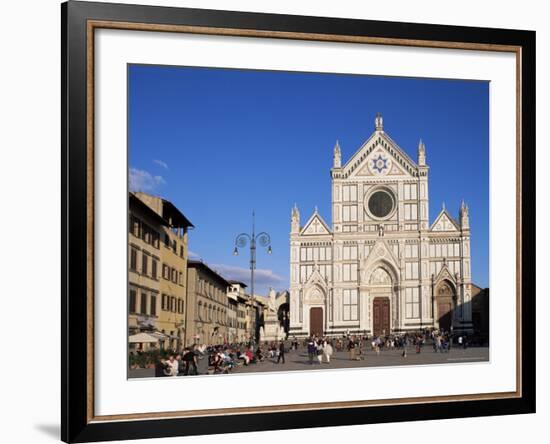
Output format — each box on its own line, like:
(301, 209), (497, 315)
(289, 118), (473, 337)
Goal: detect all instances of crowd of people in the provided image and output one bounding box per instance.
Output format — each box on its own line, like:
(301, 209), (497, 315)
(154, 340), (288, 376)
(152, 329), (473, 376)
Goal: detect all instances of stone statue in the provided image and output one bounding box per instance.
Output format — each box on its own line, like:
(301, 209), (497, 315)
(268, 287), (277, 313)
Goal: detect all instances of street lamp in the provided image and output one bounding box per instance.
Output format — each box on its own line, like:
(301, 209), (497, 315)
(233, 211), (272, 343)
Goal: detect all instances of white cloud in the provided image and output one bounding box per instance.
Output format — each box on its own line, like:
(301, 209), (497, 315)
(188, 250), (201, 259)
(129, 168), (166, 192)
(153, 159), (168, 169)
(210, 263), (286, 290)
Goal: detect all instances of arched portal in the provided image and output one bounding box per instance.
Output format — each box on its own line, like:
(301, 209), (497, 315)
(368, 266), (393, 336)
(436, 280), (456, 332)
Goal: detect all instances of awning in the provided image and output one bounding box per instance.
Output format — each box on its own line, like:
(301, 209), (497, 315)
(128, 332), (159, 343)
(148, 331), (179, 340)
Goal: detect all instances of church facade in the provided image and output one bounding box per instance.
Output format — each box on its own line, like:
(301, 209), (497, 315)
(289, 114), (474, 338)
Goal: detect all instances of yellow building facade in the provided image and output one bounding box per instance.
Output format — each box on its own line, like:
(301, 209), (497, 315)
(129, 192), (193, 352)
(185, 260), (230, 347)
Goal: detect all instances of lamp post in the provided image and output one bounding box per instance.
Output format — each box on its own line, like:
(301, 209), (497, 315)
(233, 211), (272, 344)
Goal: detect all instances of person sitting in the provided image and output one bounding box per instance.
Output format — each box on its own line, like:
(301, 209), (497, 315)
(245, 348), (255, 364)
(155, 358), (169, 377)
(255, 347), (265, 362)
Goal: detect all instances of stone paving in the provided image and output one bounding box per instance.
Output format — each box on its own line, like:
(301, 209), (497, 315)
(128, 345), (489, 379)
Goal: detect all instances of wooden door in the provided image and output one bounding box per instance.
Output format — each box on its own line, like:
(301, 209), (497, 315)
(309, 307), (323, 337)
(373, 297), (390, 336)
(438, 302), (452, 331)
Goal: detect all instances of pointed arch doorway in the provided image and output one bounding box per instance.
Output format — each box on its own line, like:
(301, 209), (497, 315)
(369, 266), (393, 337)
(436, 280), (456, 332)
(309, 307), (323, 337)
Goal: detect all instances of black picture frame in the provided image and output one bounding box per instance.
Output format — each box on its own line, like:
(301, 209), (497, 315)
(61, 1), (536, 442)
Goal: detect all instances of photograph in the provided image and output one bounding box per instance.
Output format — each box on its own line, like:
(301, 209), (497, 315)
(126, 65), (490, 379)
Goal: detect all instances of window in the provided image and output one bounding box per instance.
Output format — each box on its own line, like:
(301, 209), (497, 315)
(180, 245), (184, 258)
(172, 239), (177, 253)
(368, 189), (395, 219)
(170, 297), (176, 312)
(143, 224), (151, 245)
(342, 205), (357, 222)
(141, 253), (148, 276)
(171, 268), (177, 283)
(164, 232), (170, 247)
(404, 184), (418, 200)
(404, 203), (418, 221)
(140, 292), (147, 314)
(130, 247), (138, 271)
(129, 289), (137, 313)
(405, 287), (420, 318)
(151, 230), (160, 249)
(343, 245), (358, 260)
(405, 244), (419, 258)
(405, 262), (419, 279)
(178, 271), (183, 286)
(130, 215), (141, 237)
(343, 289), (358, 321)
(343, 185), (357, 202)
(162, 294), (169, 311)
(150, 294), (157, 316)
(151, 259), (158, 279)
(343, 263), (358, 282)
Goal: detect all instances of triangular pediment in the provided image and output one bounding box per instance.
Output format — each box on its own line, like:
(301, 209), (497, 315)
(300, 211), (332, 236)
(343, 131), (419, 179)
(434, 263), (456, 285)
(361, 240), (400, 282)
(305, 265), (328, 288)
(354, 147), (409, 177)
(430, 209), (460, 232)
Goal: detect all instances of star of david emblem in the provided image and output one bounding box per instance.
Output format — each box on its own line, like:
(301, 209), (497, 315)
(371, 153), (389, 174)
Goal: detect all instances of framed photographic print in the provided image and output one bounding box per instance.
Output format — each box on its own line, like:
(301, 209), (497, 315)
(61, 0), (536, 442)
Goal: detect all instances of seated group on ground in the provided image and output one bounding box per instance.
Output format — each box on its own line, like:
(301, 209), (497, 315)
(154, 340), (289, 376)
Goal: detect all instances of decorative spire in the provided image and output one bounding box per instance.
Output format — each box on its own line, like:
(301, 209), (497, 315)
(314, 205), (318, 214)
(291, 204), (300, 233)
(375, 112), (384, 131)
(460, 199), (470, 230)
(333, 140), (341, 168)
(418, 139), (426, 166)
(442, 201), (446, 211)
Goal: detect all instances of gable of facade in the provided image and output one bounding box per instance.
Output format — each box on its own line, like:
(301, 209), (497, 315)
(342, 132), (419, 180)
(299, 210), (332, 236)
(430, 208), (461, 232)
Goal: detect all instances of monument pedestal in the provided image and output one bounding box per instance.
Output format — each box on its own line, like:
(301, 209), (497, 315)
(260, 312), (284, 342)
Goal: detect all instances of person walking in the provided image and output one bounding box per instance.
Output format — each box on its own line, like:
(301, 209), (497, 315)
(307, 338), (316, 365)
(277, 341), (286, 364)
(348, 337), (356, 361)
(322, 339), (333, 364)
(183, 347), (198, 375)
(316, 339), (324, 364)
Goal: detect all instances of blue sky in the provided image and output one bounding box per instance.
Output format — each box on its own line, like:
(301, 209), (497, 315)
(128, 64), (489, 294)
